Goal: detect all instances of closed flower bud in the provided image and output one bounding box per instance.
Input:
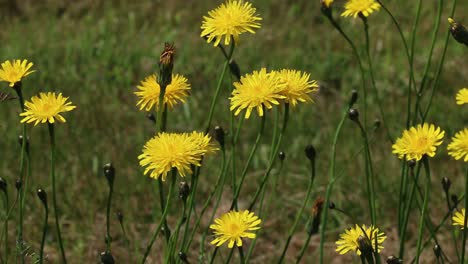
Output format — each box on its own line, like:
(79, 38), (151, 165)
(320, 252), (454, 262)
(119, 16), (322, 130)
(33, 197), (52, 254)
(178, 252), (188, 263)
(348, 108), (359, 122)
(357, 236), (373, 258)
(159, 42), (175, 88)
(15, 179), (22, 191)
(407, 159), (416, 169)
(433, 244), (441, 258)
(348, 90), (358, 108)
(448, 18), (468, 47)
(0, 177), (6, 193)
(304, 145), (316, 161)
(452, 194), (459, 207)
(18, 135), (29, 150)
(100, 251), (115, 264)
(328, 202), (335, 209)
(320, 0), (333, 18)
(37, 188), (48, 208)
(229, 59), (241, 81)
(103, 163), (115, 185)
(116, 211), (123, 223)
(373, 119), (381, 130)
(386, 256), (403, 264)
(278, 151), (286, 161)
(214, 126), (225, 148)
(147, 113), (156, 123)
(441, 177), (451, 193)
(179, 181), (190, 203)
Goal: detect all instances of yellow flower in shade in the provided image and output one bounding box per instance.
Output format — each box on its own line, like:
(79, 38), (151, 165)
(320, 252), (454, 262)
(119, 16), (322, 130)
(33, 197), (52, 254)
(453, 209), (467, 229)
(135, 74), (190, 111)
(341, 0), (381, 18)
(275, 69), (319, 107)
(210, 210), (261, 248)
(447, 128), (468, 162)
(456, 88), (468, 105)
(336, 224), (386, 256)
(19, 92), (76, 126)
(0, 59), (35, 87)
(201, 0), (261, 47)
(321, 0), (334, 8)
(392, 123), (445, 161)
(230, 68), (286, 119)
(138, 132), (217, 181)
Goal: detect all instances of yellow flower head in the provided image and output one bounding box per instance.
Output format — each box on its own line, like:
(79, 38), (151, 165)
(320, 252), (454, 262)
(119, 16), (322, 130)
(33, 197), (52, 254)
(134, 74), (190, 112)
(20, 92), (76, 126)
(392, 123), (445, 161)
(453, 209), (467, 229)
(230, 68), (286, 119)
(201, 0), (262, 47)
(341, 0), (381, 18)
(210, 210), (261, 248)
(0, 59), (35, 87)
(456, 88), (468, 105)
(447, 128), (468, 162)
(321, 0), (334, 8)
(336, 224), (386, 256)
(138, 132), (217, 181)
(275, 69), (319, 107)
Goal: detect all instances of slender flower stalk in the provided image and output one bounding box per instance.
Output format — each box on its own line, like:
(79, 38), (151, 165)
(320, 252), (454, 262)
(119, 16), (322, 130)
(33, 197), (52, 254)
(37, 189), (48, 264)
(462, 167), (468, 264)
(414, 158), (431, 263)
(103, 164), (115, 252)
(0, 178), (8, 263)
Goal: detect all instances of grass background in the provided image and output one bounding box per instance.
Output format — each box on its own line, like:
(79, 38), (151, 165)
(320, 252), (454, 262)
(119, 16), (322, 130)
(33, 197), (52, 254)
(0, 0), (467, 262)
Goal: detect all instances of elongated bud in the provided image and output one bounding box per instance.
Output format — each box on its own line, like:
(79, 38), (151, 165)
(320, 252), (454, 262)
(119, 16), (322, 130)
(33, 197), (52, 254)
(103, 163), (115, 185)
(214, 126), (225, 148)
(407, 159), (416, 169)
(348, 108), (359, 122)
(441, 177), (451, 193)
(386, 256), (403, 264)
(147, 113), (156, 124)
(15, 179), (22, 191)
(433, 244), (441, 258)
(309, 197), (325, 235)
(320, 0), (333, 18)
(348, 90), (358, 108)
(178, 252), (188, 263)
(159, 42), (175, 88)
(373, 119), (381, 130)
(448, 18), (468, 47)
(328, 202), (335, 209)
(357, 236), (373, 258)
(37, 188), (48, 209)
(304, 145), (316, 161)
(100, 251), (115, 264)
(452, 194), (459, 207)
(278, 151), (286, 161)
(117, 211), (123, 223)
(179, 182), (190, 203)
(0, 177), (6, 193)
(18, 135), (30, 151)
(229, 59), (241, 81)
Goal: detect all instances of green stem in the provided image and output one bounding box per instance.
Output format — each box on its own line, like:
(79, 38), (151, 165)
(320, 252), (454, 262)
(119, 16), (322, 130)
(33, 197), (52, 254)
(2, 190), (8, 264)
(39, 196), (48, 264)
(295, 216), (313, 263)
(47, 123), (67, 263)
(0, 191), (19, 264)
(397, 162), (408, 234)
(414, 158), (431, 263)
(141, 170), (177, 264)
(238, 246), (245, 264)
(105, 179), (114, 251)
(461, 167), (468, 264)
(179, 166), (199, 250)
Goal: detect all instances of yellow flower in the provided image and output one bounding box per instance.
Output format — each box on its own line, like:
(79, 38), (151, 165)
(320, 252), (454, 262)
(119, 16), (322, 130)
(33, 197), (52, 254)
(230, 68), (286, 119)
(210, 210), (261, 248)
(456, 88), (468, 105)
(20, 92), (76, 126)
(453, 209), (467, 229)
(0, 59), (35, 87)
(201, 0), (262, 47)
(392, 123), (445, 161)
(275, 69), (319, 107)
(138, 132), (217, 181)
(341, 0), (381, 18)
(447, 128), (468, 162)
(336, 224), (386, 256)
(135, 74), (190, 111)
(321, 0), (334, 8)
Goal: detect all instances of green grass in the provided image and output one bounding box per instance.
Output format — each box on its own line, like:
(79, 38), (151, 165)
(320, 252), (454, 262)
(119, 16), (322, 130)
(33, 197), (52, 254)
(0, 0), (467, 262)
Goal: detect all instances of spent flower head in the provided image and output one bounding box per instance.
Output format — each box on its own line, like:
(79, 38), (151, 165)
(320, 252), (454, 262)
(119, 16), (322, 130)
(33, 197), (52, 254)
(201, 0), (261, 47)
(20, 92), (76, 126)
(336, 224), (386, 256)
(230, 68), (286, 119)
(341, 0), (381, 18)
(138, 132), (217, 181)
(135, 74), (190, 111)
(392, 123), (445, 161)
(447, 128), (468, 162)
(275, 69), (319, 107)
(453, 209), (467, 229)
(210, 210), (261, 248)
(0, 59), (35, 87)
(456, 88), (468, 105)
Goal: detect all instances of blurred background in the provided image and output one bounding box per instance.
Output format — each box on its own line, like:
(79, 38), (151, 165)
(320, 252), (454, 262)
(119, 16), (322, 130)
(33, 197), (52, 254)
(0, 0), (467, 262)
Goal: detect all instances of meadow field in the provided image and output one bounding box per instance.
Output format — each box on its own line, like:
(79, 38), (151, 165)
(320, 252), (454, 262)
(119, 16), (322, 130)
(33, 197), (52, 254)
(0, 0), (467, 263)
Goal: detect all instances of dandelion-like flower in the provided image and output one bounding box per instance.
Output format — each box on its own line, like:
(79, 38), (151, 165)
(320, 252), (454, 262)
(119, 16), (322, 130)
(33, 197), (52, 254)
(135, 74), (190, 111)
(336, 224), (386, 256)
(201, 0), (262, 47)
(210, 210), (261, 248)
(0, 59), (35, 87)
(20, 92), (76, 126)
(448, 128), (468, 162)
(341, 0), (381, 18)
(230, 68), (286, 119)
(453, 209), (467, 229)
(456, 88), (468, 105)
(392, 123), (445, 161)
(138, 132), (217, 181)
(275, 69), (319, 107)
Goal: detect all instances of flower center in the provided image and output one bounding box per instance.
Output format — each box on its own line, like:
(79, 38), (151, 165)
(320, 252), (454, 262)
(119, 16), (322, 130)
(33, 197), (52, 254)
(228, 223), (241, 235)
(415, 136), (429, 150)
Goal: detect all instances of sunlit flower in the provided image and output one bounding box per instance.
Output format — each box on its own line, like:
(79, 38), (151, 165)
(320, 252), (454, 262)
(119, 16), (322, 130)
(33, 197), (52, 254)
(230, 68), (286, 119)
(456, 88), (468, 105)
(138, 132), (217, 181)
(453, 209), (467, 229)
(392, 123), (445, 161)
(0, 59), (35, 87)
(447, 128), (468, 162)
(201, 0), (262, 47)
(210, 210), (261, 248)
(20, 92), (76, 126)
(135, 74), (190, 111)
(275, 69), (319, 107)
(341, 0), (380, 18)
(336, 224), (386, 256)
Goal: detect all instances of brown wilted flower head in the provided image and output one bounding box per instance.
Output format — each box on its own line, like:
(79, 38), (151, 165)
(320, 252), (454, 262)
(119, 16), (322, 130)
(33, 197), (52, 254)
(160, 42), (176, 66)
(448, 18), (468, 47)
(312, 197), (325, 217)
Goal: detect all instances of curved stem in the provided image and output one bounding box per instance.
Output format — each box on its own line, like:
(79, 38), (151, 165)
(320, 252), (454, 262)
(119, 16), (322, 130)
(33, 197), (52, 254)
(39, 198), (48, 264)
(414, 158), (431, 263)
(48, 123), (67, 263)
